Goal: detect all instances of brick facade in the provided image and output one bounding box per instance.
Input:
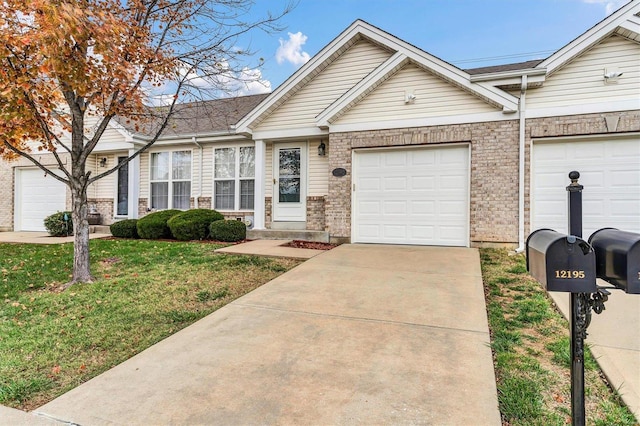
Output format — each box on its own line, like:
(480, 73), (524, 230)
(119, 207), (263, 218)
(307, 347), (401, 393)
(327, 120), (521, 245)
(87, 198), (114, 225)
(0, 160), (14, 231)
(306, 196), (327, 231)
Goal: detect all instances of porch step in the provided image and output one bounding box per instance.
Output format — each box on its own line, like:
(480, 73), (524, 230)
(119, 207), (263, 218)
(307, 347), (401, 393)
(247, 229), (329, 243)
(90, 225), (112, 234)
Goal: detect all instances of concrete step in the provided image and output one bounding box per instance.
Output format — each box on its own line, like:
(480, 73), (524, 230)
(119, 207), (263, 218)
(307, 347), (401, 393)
(90, 225), (112, 234)
(247, 229), (329, 243)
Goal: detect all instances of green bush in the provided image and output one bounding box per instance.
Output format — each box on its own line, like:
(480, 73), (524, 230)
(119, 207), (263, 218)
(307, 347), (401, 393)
(209, 219), (247, 242)
(167, 209), (224, 241)
(136, 209), (182, 239)
(110, 219), (139, 239)
(44, 211), (73, 237)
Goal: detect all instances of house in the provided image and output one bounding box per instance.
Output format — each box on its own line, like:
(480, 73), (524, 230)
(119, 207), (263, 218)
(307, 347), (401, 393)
(1, 1), (639, 246)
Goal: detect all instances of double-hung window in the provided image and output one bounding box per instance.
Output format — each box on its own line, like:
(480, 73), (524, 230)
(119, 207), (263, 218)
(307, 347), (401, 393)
(214, 146), (255, 211)
(150, 150), (191, 210)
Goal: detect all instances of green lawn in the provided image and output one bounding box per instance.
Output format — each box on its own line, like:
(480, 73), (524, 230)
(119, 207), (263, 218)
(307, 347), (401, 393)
(0, 239), (301, 410)
(480, 248), (637, 425)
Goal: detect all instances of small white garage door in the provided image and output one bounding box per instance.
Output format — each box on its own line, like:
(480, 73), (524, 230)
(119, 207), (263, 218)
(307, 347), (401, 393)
(531, 138), (640, 237)
(353, 145), (469, 246)
(16, 168), (66, 232)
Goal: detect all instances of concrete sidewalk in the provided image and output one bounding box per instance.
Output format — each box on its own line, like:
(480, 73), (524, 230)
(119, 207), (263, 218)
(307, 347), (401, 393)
(33, 244), (500, 425)
(551, 290), (640, 420)
(0, 231), (110, 244)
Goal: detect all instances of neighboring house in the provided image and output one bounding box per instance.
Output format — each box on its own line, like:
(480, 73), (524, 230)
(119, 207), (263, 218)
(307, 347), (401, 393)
(1, 2), (639, 246)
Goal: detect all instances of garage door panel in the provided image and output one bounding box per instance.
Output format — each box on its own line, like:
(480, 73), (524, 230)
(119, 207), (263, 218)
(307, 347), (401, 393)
(384, 177), (407, 191)
(532, 138), (640, 236)
(16, 169), (66, 232)
(354, 145), (469, 246)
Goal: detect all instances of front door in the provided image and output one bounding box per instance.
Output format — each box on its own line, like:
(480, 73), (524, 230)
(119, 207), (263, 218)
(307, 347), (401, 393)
(273, 143), (306, 223)
(116, 156), (129, 216)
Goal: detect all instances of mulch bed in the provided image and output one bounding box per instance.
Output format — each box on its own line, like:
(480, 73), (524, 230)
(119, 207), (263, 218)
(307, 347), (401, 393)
(282, 240), (337, 250)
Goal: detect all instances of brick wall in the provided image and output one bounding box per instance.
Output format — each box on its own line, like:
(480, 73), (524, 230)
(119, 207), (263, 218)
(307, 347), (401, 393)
(0, 159), (14, 231)
(87, 198), (114, 225)
(265, 197), (272, 228)
(524, 110), (640, 236)
(328, 120), (521, 244)
(306, 196), (326, 231)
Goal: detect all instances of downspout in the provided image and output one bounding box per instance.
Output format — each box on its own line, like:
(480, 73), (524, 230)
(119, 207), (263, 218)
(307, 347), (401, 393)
(192, 136), (203, 209)
(516, 75), (528, 253)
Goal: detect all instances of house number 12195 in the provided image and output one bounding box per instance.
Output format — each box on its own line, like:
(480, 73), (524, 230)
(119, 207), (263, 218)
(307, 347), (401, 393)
(555, 270), (586, 279)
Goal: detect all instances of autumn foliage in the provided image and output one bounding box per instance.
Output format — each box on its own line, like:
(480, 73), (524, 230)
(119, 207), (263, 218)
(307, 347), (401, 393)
(0, 0), (291, 284)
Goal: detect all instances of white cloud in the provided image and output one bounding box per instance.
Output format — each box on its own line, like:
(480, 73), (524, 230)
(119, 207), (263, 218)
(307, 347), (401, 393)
(582, 0), (629, 15)
(276, 32), (311, 66)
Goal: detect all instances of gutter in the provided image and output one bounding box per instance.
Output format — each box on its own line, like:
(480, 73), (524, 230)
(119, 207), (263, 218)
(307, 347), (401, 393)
(192, 136), (203, 209)
(516, 75), (528, 253)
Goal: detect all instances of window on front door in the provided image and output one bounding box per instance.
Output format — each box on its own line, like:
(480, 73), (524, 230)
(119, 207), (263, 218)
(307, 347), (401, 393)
(150, 151), (191, 210)
(214, 146), (255, 211)
(117, 156), (128, 216)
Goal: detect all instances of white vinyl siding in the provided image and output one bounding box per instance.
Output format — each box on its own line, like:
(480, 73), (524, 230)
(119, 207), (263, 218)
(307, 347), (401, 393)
(336, 64), (497, 125)
(87, 154), (119, 200)
(255, 40), (392, 131)
(308, 139), (329, 196)
(527, 35), (640, 110)
(531, 137), (640, 237)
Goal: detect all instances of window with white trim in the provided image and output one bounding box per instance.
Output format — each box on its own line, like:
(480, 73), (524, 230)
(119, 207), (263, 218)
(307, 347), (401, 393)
(214, 146), (255, 211)
(150, 150), (191, 210)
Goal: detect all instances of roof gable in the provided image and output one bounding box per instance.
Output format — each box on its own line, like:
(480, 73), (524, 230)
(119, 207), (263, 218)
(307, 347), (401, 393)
(538, 0), (640, 75)
(236, 20), (518, 134)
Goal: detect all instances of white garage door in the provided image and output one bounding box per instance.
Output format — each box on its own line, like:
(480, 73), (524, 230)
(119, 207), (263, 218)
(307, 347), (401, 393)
(16, 168), (66, 231)
(353, 145), (469, 246)
(531, 138), (640, 238)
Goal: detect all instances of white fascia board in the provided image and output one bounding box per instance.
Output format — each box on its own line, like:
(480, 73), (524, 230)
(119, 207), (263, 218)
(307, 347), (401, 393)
(252, 127), (328, 141)
(470, 68), (547, 83)
(618, 14), (640, 36)
(357, 25), (519, 112)
(538, 1), (640, 74)
(235, 20), (370, 134)
(316, 52), (408, 127)
(525, 99), (640, 120)
(328, 111), (515, 134)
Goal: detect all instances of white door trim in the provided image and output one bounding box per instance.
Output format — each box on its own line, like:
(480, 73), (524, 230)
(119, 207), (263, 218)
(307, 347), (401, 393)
(272, 142), (307, 223)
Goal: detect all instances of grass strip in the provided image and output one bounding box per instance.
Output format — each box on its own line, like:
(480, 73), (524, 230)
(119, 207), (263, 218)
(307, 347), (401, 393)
(481, 248), (636, 425)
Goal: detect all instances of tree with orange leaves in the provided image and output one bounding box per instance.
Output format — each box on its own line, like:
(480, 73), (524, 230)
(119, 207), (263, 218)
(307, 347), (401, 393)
(0, 0), (293, 286)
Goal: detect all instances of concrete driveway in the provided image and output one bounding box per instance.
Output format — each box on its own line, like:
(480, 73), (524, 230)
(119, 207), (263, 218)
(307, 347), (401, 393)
(32, 244), (500, 425)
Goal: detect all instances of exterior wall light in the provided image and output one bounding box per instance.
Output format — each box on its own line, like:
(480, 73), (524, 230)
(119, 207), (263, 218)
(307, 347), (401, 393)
(99, 157), (108, 167)
(318, 141), (326, 156)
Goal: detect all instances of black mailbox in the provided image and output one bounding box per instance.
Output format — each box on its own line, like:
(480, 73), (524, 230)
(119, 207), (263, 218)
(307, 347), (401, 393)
(526, 229), (597, 292)
(588, 228), (640, 294)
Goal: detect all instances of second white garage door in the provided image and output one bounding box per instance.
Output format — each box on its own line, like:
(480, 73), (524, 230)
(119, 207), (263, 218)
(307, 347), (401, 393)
(15, 168), (67, 232)
(531, 137), (640, 237)
(352, 145), (469, 246)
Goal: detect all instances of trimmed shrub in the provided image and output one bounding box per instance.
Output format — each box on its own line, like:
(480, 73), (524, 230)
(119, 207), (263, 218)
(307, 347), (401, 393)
(44, 211), (73, 237)
(209, 219), (246, 242)
(110, 219), (139, 239)
(137, 209), (182, 239)
(167, 209), (224, 241)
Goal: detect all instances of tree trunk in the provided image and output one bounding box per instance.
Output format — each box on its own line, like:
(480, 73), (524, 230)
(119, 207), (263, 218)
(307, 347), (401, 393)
(70, 183), (94, 284)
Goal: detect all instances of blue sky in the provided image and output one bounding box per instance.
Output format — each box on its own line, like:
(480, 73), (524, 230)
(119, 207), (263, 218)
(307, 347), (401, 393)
(232, 0), (629, 94)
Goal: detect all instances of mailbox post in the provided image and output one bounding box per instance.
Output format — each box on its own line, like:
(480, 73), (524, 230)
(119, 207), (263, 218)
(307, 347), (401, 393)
(567, 171), (588, 426)
(526, 171), (640, 426)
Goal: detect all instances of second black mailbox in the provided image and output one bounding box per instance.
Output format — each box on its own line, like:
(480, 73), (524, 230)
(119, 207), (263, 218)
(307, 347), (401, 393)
(526, 229), (597, 293)
(588, 228), (640, 294)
